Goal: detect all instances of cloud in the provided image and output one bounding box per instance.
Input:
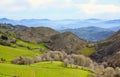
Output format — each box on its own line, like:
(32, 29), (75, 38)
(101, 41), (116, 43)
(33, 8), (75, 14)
(0, 0), (28, 12)
(76, 0), (120, 17)
(0, 0), (120, 19)
(79, 4), (120, 15)
(89, 0), (96, 4)
(0, 0), (15, 6)
(0, 0), (75, 11)
(26, 0), (75, 10)
(26, 0), (54, 9)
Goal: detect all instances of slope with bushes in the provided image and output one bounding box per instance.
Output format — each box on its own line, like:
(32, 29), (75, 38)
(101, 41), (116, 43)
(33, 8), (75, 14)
(16, 27), (60, 43)
(46, 32), (87, 54)
(91, 30), (120, 67)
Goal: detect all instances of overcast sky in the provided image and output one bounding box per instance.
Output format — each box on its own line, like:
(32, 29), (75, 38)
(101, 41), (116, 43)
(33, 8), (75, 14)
(0, 0), (120, 20)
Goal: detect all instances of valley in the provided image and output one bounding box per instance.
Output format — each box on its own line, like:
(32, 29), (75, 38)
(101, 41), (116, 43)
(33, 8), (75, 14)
(0, 21), (120, 77)
(0, 0), (120, 77)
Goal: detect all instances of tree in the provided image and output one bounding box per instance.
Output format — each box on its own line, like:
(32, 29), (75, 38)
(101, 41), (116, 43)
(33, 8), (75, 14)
(1, 35), (8, 40)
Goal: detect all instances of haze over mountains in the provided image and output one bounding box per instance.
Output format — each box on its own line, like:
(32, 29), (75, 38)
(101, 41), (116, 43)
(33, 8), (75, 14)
(0, 18), (120, 31)
(60, 26), (114, 42)
(0, 18), (120, 42)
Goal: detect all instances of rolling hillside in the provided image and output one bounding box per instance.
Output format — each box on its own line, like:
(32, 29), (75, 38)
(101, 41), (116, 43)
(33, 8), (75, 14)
(0, 25), (93, 77)
(16, 27), (60, 43)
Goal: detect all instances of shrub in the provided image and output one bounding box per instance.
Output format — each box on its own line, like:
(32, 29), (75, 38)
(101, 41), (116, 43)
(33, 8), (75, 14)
(12, 56), (25, 65)
(33, 55), (42, 63)
(24, 57), (34, 65)
(10, 38), (16, 43)
(63, 58), (69, 67)
(12, 56), (33, 65)
(0, 40), (11, 46)
(0, 58), (6, 63)
(89, 67), (120, 77)
(1, 35), (8, 40)
(70, 54), (93, 67)
(41, 51), (68, 61)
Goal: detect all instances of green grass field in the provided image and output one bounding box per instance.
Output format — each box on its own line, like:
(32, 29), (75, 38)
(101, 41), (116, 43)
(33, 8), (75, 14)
(0, 45), (39, 61)
(16, 40), (47, 49)
(0, 39), (49, 62)
(0, 62), (92, 77)
(78, 47), (95, 56)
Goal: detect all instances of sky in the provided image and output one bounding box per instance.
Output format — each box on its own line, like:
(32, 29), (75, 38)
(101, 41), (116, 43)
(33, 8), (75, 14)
(0, 0), (120, 20)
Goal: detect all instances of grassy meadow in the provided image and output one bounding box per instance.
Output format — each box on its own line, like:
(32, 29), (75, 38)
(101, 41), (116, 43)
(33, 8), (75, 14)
(0, 62), (92, 77)
(77, 47), (95, 56)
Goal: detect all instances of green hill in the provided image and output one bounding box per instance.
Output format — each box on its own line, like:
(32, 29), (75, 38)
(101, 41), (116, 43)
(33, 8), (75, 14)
(0, 45), (40, 61)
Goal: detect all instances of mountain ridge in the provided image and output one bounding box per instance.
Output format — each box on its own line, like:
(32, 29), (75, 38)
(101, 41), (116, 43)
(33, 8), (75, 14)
(0, 18), (120, 30)
(60, 26), (114, 42)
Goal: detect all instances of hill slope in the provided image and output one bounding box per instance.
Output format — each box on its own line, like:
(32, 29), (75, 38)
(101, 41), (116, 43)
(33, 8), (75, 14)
(0, 23), (27, 31)
(46, 32), (87, 54)
(91, 30), (120, 67)
(16, 27), (60, 43)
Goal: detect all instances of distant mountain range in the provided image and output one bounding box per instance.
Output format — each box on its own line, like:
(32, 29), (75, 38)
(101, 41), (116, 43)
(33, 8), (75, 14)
(0, 18), (120, 30)
(0, 18), (120, 42)
(60, 26), (114, 42)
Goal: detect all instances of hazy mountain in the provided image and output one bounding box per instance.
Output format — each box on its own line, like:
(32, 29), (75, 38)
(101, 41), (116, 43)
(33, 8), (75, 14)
(0, 18), (120, 30)
(60, 26), (114, 42)
(104, 19), (120, 24)
(109, 26), (120, 31)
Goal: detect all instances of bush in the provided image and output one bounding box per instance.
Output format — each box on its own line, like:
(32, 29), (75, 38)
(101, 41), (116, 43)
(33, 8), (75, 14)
(1, 35), (8, 40)
(10, 38), (16, 43)
(12, 56), (25, 65)
(0, 58), (6, 63)
(24, 57), (34, 65)
(89, 67), (120, 77)
(41, 51), (68, 61)
(33, 55), (42, 63)
(12, 56), (33, 65)
(0, 40), (11, 46)
(63, 58), (69, 67)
